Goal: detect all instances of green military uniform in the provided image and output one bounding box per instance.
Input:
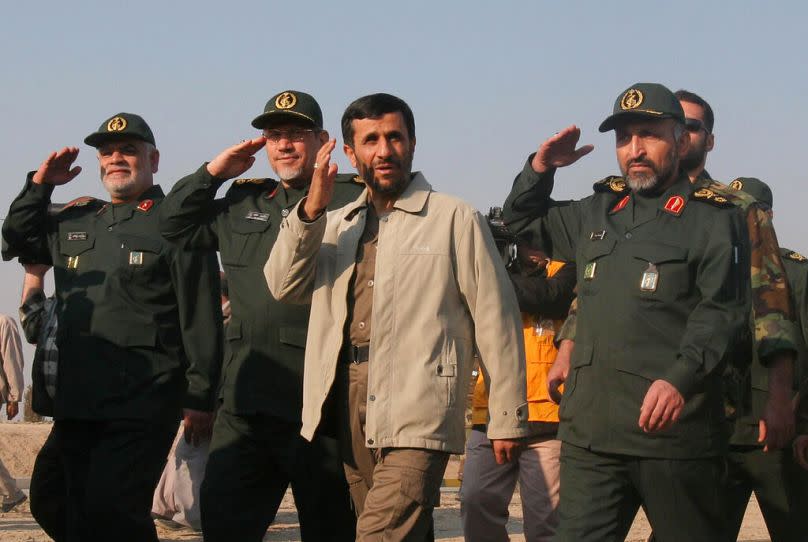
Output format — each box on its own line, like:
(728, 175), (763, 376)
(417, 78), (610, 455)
(157, 90), (364, 541)
(1, 113), (223, 542)
(502, 84), (752, 542)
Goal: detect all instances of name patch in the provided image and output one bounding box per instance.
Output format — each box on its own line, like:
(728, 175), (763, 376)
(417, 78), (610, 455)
(67, 232), (88, 241)
(245, 211), (270, 222)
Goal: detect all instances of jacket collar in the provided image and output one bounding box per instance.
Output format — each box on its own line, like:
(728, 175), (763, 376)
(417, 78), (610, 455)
(343, 172), (432, 220)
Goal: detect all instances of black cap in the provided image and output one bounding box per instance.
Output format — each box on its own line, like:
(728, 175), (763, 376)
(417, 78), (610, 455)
(730, 177), (773, 208)
(84, 112), (155, 147)
(251, 90), (323, 130)
(599, 83), (685, 133)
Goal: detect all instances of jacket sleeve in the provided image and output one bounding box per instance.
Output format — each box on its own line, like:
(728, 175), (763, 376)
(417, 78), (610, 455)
(158, 164), (226, 249)
(170, 243), (224, 412)
(19, 289), (47, 344)
(668, 209), (751, 399)
(556, 297), (579, 343)
(263, 200), (327, 305)
(501, 156), (555, 241)
(0, 316), (25, 402)
(746, 206), (800, 363)
(509, 262), (577, 319)
(2, 174), (56, 264)
(454, 209), (531, 440)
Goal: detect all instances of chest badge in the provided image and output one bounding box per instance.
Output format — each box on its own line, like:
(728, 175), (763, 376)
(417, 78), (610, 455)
(584, 262), (597, 281)
(589, 230), (607, 241)
(129, 251), (144, 266)
(245, 211), (270, 222)
(67, 231), (88, 241)
(663, 195), (685, 216)
(611, 195), (630, 214)
(66, 256), (79, 269)
(640, 263), (659, 291)
(136, 199), (154, 213)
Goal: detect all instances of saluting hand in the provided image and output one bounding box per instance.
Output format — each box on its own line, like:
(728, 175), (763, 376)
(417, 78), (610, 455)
(638, 379), (685, 433)
(206, 137), (267, 180)
(32, 147), (82, 185)
(301, 139), (338, 221)
(530, 125), (594, 174)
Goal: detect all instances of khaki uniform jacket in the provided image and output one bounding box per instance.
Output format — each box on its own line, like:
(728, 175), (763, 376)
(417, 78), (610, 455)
(0, 315), (24, 404)
(265, 173), (530, 453)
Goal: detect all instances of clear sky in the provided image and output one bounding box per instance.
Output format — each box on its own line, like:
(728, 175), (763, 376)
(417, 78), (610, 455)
(1, 1), (806, 402)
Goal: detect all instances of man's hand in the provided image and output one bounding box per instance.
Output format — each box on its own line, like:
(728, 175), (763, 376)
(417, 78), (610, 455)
(5, 402), (19, 420)
(182, 409), (214, 447)
(548, 339), (573, 404)
(491, 438), (523, 464)
(638, 380), (685, 433)
(32, 147), (82, 185)
(793, 435), (808, 470)
(301, 139), (338, 221)
(759, 355), (796, 451)
(206, 137), (267, 180)
(530, 125), (594, 174)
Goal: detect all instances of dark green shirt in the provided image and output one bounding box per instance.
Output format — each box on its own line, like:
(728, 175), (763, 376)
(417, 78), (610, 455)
(2, 177), (223, 421)
(158, 165), (365, 420)
(503, 162), (751, 458)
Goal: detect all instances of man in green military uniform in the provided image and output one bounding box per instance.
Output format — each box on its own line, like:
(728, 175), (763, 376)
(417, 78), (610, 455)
(502, 83), (752, 541)
(730, 177), (808, 540)
(158, 91), (361, 541)
(1, 113), (222, 542)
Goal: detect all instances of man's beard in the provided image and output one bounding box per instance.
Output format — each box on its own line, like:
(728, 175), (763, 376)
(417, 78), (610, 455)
(102, 175), (139, 199)
(623, 148), (678, 196)
(275, 164), (307, 187)
(679, 143), (706, 172)
(359, 153), (413, 197)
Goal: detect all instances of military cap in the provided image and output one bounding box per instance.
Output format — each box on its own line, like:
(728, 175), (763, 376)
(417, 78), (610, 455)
(730, 177), (773, 208)
(84, 112), (155, 147)
(251, 90), (323, 130)
(599, 83), (685, 132)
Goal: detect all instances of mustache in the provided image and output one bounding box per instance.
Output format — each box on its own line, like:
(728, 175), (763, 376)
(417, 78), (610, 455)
(373, 157), (401, 168)
(627, 158), (654, 169)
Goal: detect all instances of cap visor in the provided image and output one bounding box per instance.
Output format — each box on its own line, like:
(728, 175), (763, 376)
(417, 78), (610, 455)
(84, 132), (153, 147)
(251, 111), (318, 130)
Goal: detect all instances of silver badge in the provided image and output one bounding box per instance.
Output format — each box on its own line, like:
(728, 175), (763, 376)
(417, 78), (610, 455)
(584, 262), (597, 281)
(640, 263), (659, 292)
(589, 230), (607, 241)
(129, 251), (144, 266)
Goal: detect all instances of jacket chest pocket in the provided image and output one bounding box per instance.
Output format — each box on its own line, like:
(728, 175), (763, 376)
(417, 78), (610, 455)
(578, 238), (616, 296)
(58, 226), (96, 271)
(118, 234), (164, 281)
(629, 241), (690, 303)
(221, 214), (272, 267)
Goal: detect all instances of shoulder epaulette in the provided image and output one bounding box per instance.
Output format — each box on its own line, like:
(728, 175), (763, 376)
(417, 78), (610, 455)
(691, 187), (734, 208)
(334, 174), (365, 185)
(58, 196), (99, 213)
(701, 179), (757, 209)
(592, 176), (628, 194)
(233, 177), (273, 187)
(784, 250), (808, 263)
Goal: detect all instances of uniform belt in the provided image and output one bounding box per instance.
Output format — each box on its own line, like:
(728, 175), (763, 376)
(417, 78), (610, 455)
(341, 344), (370, 364)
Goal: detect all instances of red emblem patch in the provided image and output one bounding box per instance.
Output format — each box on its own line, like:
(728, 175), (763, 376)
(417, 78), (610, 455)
(611, 195), (630, 214)
(663, 195), (685, 216)
(136, 199), (154, 212)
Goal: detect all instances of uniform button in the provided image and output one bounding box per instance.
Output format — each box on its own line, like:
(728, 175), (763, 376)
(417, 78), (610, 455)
(358, 322), (366, 330)
(367, 438), (374, 445)
(625, 232), (632, 239)
(108, 226), (113, 231)
(437, 365), (443, 375)
(368, 279), (374, 287)
(281, 209), (290, 217)
(369, 395), (376, 401)
(503, 411), (508, 416)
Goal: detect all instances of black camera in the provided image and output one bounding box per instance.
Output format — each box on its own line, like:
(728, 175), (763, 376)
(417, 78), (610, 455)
(485, 207), (518, 270)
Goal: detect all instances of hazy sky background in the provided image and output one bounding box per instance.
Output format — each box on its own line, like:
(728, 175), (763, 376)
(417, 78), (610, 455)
(1, 1), (806, 409)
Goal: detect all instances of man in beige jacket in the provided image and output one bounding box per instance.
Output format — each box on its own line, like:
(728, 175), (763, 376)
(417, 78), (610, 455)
(0, 313), (26, 512)
(264, 93), (529, 540)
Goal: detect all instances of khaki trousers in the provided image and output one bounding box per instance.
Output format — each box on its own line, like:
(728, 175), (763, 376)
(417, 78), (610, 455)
(337, 361), (450, 541)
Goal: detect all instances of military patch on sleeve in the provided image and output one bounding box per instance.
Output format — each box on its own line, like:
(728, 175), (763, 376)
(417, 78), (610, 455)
(593, 176), (628, 194)
(785, 250), (808, 262)
(692, 188), (733, 208)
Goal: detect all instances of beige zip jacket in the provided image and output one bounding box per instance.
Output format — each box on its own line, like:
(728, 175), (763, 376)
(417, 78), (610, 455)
(265, 173), (529, 453)
(0, 314), (24, 404)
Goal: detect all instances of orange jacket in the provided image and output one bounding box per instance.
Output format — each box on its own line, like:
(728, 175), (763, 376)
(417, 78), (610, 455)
(472, 261), (566, 424)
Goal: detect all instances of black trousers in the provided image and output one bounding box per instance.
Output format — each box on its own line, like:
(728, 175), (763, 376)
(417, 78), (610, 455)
(30, 427), (66, 541)
(52, 417), (177, 542)
(556, 442), (729, 542)
(200, 407), (356, 541)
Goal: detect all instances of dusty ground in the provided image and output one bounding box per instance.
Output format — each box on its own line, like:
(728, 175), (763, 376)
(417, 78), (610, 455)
(0, 422), (773, 541)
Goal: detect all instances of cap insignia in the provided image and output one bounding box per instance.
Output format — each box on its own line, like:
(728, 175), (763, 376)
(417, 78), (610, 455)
(275, 92), (297, 110)
(107, 116), (127, 132)
(729, 179), (743, 190)
(620, 89), (644, 111)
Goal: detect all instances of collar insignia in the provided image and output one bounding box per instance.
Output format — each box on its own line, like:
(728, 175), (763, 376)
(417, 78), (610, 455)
(610, 194), (630, 214)
(663, 195), (686, 216)
(136, 199), (154, 212)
